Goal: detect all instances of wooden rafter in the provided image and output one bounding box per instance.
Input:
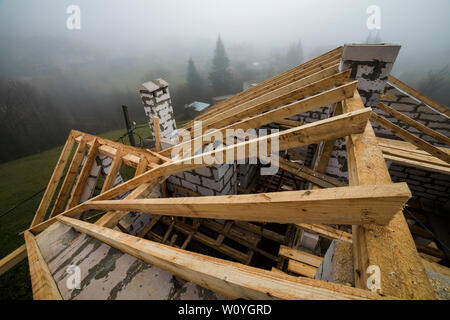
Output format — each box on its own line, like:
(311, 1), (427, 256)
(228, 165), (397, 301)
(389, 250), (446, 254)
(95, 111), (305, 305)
(377, 102), (450, 146)
(371, 111), (450, 164)
(24, 231), (62, 300)
(85, 183), (410, 225)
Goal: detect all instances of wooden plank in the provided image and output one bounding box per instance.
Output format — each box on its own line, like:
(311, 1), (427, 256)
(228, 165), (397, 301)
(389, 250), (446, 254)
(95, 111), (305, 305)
(86, 183), (410, 225)
(153, 116), (162, 152)
(72, 130), (161, 165)
(377, 102), (450, 146)
(49, 136), (88, 218)
(66, 138), (100, 209)
(388, 75), (450, 117)
(275, 119), (305, 127)
(279, 245), (323, 268)
(343, 90), (435, 299)
(0, 244), (27, 276)
(233, 221), (285, 243)
(57, 216), (389, 300)
(27, 109), (372, 235)
(100, 149), (123, 193)
(287, 260), (318, 278)
(277, 157), (346, 188)
(296, 224), (353, 243)
(382, 150), (450, 175)
(24, 231), (62, 300)
(30, 132), (75, 227)
(162, 80), (357, 157)
(370, 112), (450, 164)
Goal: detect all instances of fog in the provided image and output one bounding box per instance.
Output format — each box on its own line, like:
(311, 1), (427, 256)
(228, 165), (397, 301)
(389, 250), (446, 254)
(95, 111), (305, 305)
(0, 0), (449, 162)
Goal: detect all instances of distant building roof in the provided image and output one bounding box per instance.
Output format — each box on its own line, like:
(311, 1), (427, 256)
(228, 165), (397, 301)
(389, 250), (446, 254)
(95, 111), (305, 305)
(187, 101), (210, 112)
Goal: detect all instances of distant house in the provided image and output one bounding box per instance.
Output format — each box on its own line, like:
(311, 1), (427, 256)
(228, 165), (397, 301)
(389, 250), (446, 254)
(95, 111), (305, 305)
(186, 101), (210, 112)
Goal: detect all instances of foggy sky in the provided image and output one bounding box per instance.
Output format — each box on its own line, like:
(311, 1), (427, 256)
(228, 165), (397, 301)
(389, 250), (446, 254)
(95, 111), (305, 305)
(0, 0), (449, 72)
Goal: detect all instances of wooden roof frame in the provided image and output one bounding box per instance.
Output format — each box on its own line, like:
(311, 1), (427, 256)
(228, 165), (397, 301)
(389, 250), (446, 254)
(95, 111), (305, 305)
(2, 46), (447, 300)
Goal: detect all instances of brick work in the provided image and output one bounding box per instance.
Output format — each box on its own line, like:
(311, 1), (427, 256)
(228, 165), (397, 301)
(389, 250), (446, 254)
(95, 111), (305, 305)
(140, 78), (177, 140)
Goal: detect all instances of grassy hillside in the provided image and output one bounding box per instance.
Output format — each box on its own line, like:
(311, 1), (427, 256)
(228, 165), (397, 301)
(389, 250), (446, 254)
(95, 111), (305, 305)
(0, 125), (157, 299)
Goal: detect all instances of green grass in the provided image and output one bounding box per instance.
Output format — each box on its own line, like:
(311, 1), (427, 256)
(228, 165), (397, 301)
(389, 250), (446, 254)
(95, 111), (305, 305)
(0, 125), (156, 299)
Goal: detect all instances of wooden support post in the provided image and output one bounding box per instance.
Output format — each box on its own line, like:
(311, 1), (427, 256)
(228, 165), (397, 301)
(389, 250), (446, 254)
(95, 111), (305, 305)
(30, 132), (76, 227)
(100, 149), (123, 193)
(343, 90), (435, 299)
(24, 231), (62, 300)
(153, 116), (162, 152)
(57, 216), (388, 300)
(66, 138), (100, 210)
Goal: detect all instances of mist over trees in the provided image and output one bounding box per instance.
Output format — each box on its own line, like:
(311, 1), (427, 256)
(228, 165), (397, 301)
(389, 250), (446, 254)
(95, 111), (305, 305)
(209, 36), (234, 97)
(0, 1), (449, 163)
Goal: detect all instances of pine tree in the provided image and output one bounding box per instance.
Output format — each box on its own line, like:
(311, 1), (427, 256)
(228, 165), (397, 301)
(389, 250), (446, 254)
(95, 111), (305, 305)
(186, 57), (204, 101)
(209, 35), (233, 96)
(286, 40), (304, 69)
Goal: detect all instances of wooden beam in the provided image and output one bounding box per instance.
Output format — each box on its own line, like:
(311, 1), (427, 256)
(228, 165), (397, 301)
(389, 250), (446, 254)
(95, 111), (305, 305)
(162, 80), (357, 157)
(72, 130), (162, 166)
(194, 69), (350, 135)
(287, 260), (318, 278)
(377, 102), (450, 146)
(57, 216), (388, 300)
(296, 224), (352, 243)
(66, 138), (100, 210)
(388, 75), (450, 117)
(100, 149), (123, 193)
(27, 109), (372, 235)
(153, 116), (162, 152)
(343, 90), (435, 299)
(277, 157), (346, 188)
(279, 245), (323, 268)
(370, 111), (450, 164)
(24, 231), (62, 300)
(49, 136), (88, 218)
(86, 183), (410, 225)
(30, 132), (75, 227)
(314, 101), (344, 175)
(0, 244), (27, 276)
